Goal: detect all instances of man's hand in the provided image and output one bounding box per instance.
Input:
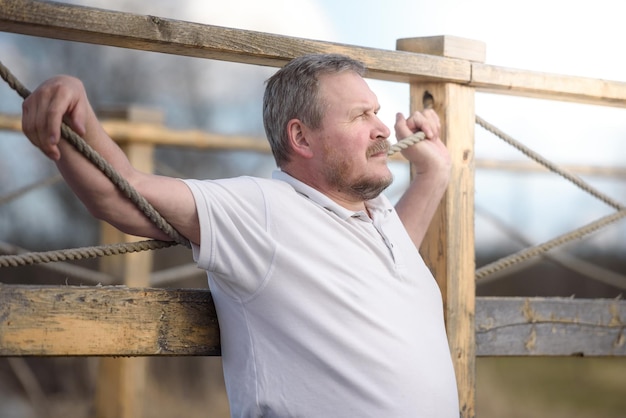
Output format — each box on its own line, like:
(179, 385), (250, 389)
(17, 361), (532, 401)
(22, 75), (92, 161)
(394, 110), (451, 176)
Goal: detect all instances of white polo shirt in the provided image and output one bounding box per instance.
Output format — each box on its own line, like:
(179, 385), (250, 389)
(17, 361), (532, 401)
(183, 171), (459, 418)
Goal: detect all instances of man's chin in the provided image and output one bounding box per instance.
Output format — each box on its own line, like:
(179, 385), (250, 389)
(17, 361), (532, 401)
(351, 174), (393, 200)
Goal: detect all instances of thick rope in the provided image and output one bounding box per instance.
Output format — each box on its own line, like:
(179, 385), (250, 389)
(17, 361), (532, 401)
(476, 115), (625, 211)
(0, 60), (190, 249)
(0, 241), (115, 284)
(475, 116), (626, 280)
(0, 239), (177, 268)
(388, 132), (425, 155)
(475, 206), (626, 289)
(475, 209), (626, 280)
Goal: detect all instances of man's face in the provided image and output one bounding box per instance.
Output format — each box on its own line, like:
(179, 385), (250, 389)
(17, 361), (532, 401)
(311, 71), (392, 202)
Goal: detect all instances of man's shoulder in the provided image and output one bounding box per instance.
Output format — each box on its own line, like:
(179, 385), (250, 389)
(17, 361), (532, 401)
(182, 175), (296, 199)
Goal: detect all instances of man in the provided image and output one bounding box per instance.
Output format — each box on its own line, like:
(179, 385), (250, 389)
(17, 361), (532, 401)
(22, 54), (459, 417)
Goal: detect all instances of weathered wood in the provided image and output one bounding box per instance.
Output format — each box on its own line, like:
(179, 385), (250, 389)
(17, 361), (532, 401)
(400, 37), (478, 418)
(476, 297), (626, 356)
(397, 36), (486, 63)
(2, 1), (626, 107)
(3, 288), (623, 358)
(0, 112), (270, 151)
(0, 284), (221, 356)
(471, 62), (626, 107)
(102, 119), (272, 152)
(0, 0), (469, 84)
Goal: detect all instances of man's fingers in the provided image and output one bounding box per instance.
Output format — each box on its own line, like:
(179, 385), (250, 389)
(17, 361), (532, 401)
(22, 96), (56, 159)
(408, 110), (440, 140)
(394, 112), (412, 139)
(21, 76), (86, 161)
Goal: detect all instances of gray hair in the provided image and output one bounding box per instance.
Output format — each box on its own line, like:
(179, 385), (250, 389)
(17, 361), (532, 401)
(263, 54), (366, 167)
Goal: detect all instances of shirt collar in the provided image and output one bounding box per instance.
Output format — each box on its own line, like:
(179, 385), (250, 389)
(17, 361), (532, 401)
(272, 170), (393, 221)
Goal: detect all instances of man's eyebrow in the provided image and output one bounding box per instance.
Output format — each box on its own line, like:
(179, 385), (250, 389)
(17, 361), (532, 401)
(351, 104), (381, 114)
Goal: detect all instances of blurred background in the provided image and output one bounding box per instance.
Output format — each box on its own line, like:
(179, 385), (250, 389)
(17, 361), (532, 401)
(1, 0), (625, 417)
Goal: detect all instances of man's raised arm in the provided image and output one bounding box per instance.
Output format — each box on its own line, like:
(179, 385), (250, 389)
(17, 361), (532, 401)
(22, 75), (200, 245)
(393, 109), (451, 249)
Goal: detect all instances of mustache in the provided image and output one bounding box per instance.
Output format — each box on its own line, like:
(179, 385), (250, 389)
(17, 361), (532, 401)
(366, 140), (390, 157)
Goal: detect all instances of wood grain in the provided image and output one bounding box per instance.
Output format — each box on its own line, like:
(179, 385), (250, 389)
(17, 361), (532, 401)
(0, 284), (221, 356)
(3, 286), (622, 357)
(1, 1), (625, 106)
(476, 297), (626, 356)
(0, 0), (468, 84)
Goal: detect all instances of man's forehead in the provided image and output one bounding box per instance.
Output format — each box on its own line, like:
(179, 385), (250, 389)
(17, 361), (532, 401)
(318, 72), (379, 106)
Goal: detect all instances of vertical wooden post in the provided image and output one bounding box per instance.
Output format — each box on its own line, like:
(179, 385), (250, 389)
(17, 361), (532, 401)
(397, 36), (484, 418)
(94, 106), (163, 418)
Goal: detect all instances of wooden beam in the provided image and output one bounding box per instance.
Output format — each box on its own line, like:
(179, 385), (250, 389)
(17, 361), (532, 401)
(0, 284), (220, 356)
(0, 0), (469, 84)
(2, 1), (626, 107)
(102, 119), (271, 152)
(476, 297), (626, 356)
(3, 286), (623, 357)
(0, 113), (20, 131)
(471, 63), (626, 108)
(0, 112), (271, 151)
(399, 36), (478, 418)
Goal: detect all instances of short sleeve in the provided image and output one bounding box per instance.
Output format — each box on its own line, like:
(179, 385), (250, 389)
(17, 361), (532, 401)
(182, 177), (277, 297)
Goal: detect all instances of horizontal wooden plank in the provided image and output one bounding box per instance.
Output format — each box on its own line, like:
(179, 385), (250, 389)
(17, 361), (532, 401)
(0, 113), (271, 151)
(2, 1), (626, 107)
(0, 284), (220, 356)
(2, 285), (624, 357)
(471, 63), (626, 108)
(476, 297), (626, 356)
(0, 0), (469, 84)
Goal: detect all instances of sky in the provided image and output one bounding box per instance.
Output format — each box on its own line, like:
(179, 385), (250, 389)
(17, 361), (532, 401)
(1, 0), (625, 254)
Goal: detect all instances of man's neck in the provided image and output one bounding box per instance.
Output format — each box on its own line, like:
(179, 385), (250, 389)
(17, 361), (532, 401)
(280, 167), (368, 213)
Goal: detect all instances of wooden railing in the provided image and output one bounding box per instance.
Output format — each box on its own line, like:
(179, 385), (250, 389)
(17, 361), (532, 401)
(1, 1), (626, 418)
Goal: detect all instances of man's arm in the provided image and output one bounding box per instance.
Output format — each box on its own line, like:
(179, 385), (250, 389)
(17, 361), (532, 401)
(22, 76), (200, 245)
(393, 110), (451, 249)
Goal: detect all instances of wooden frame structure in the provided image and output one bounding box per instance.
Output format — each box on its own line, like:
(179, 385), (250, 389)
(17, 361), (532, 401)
(1, 1), (625, 417)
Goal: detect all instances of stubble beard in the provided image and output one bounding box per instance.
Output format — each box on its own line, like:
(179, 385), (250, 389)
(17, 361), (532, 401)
(348, 174), (393, 201)
(323, 140), (393, 201)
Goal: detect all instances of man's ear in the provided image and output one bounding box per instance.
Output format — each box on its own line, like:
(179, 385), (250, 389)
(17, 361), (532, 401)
(287, 119), (314, 159)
